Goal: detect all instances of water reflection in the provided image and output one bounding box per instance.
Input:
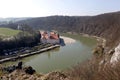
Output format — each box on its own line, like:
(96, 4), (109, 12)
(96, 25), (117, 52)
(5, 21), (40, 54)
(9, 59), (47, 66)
(60, 38), (66, 46)
(46, 47), (60, 58)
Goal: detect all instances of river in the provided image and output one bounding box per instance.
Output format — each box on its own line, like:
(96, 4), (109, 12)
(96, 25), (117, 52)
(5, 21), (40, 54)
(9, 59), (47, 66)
(2, 34), (97, 73)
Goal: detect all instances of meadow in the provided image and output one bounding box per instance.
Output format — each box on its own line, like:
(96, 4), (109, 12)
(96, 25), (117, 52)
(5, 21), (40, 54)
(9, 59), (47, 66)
(0, 28), (20, 37)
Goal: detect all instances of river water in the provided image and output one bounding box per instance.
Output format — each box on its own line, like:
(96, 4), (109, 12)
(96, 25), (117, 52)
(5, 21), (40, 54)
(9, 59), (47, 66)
(3, 34), (97, 73)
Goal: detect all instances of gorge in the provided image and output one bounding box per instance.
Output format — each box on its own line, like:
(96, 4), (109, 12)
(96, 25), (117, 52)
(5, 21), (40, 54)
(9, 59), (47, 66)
(1, 11), (120, 80)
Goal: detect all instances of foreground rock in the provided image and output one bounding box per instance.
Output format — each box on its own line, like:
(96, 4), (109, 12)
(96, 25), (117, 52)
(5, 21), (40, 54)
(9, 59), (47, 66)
(1, 69), (42, 80)
(1, 61), (70, 80)
(42, 71), (69, 80)
(24, 66), (36, 75)
(1, 70), (70, 80)
(3, 61), (23, 73)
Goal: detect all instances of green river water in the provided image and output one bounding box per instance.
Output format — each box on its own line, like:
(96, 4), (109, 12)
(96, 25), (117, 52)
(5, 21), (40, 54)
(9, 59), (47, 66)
(3, 34), (97, 73)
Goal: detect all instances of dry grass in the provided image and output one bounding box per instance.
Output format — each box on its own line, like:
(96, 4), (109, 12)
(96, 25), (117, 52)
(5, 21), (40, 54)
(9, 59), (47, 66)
(67, 58), (99, 80)
(67, 57), (120, 80)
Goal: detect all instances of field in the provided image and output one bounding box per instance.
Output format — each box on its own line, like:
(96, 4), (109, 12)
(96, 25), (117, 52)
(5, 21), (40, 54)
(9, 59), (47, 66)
(0, 28), (21, 37)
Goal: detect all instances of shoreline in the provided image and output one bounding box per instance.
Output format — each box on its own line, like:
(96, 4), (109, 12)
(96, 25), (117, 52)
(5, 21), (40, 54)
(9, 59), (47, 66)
(80, 33), (106, 47)
(0, 45), (60, 63)
(0, 33), (106, 64)
(60, 36), (76, 44)
(66, 32), (106, 48)
(0, 35), (77, 64)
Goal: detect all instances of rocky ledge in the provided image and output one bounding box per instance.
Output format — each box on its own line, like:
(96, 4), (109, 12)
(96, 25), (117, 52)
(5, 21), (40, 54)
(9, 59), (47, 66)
(0, 62), (70, 80)
(1, 70), (70, 80)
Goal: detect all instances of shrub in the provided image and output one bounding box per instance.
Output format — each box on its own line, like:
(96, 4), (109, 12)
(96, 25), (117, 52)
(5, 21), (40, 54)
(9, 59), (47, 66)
(67, 57), (120, 80)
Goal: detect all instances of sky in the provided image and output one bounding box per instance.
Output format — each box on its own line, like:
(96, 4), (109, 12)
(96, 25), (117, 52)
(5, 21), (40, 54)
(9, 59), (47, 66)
(0, 0), (120, 18)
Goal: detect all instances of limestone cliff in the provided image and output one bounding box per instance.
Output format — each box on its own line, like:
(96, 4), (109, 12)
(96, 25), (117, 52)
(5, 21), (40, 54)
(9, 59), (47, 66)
(110, 43), (120, 63)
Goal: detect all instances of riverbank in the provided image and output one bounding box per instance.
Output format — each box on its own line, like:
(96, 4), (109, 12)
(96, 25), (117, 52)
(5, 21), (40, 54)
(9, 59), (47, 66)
(0, 44), (60, 63)
(65, 32), (106, 48)
(0, 35), (77, 63)
(80, 33), (106, 47)
(60, 36), (76, 44)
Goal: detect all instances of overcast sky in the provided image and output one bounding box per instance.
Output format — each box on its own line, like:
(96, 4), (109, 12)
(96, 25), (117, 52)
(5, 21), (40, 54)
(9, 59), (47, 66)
(0, 0), (120, 18)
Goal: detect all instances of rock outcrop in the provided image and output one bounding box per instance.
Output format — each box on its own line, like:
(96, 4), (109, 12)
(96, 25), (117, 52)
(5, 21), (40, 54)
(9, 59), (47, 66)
(24, 66), (36, 75)
(110, 43), (120, 63)
(1, 70), (70, 80)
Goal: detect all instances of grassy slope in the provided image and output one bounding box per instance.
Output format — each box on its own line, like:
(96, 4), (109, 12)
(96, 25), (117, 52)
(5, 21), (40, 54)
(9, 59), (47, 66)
(0, 28), (20, 37)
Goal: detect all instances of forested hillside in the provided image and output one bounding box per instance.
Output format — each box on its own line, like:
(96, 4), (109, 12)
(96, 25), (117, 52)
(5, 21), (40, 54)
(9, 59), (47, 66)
(1, 11), (120, 48)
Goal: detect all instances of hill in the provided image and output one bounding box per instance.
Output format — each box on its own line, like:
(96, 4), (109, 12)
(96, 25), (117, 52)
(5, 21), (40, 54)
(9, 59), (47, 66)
(1, 11), (120, 49)
(15, 12), (120, 49)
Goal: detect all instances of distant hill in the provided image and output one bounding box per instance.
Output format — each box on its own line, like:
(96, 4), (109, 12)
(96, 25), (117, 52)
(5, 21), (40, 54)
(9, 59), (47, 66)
(0, 17), (30, 25)
(0, 17), (31, 22)
(1, 11), (120, 48)
(16, 16), (91, 32)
